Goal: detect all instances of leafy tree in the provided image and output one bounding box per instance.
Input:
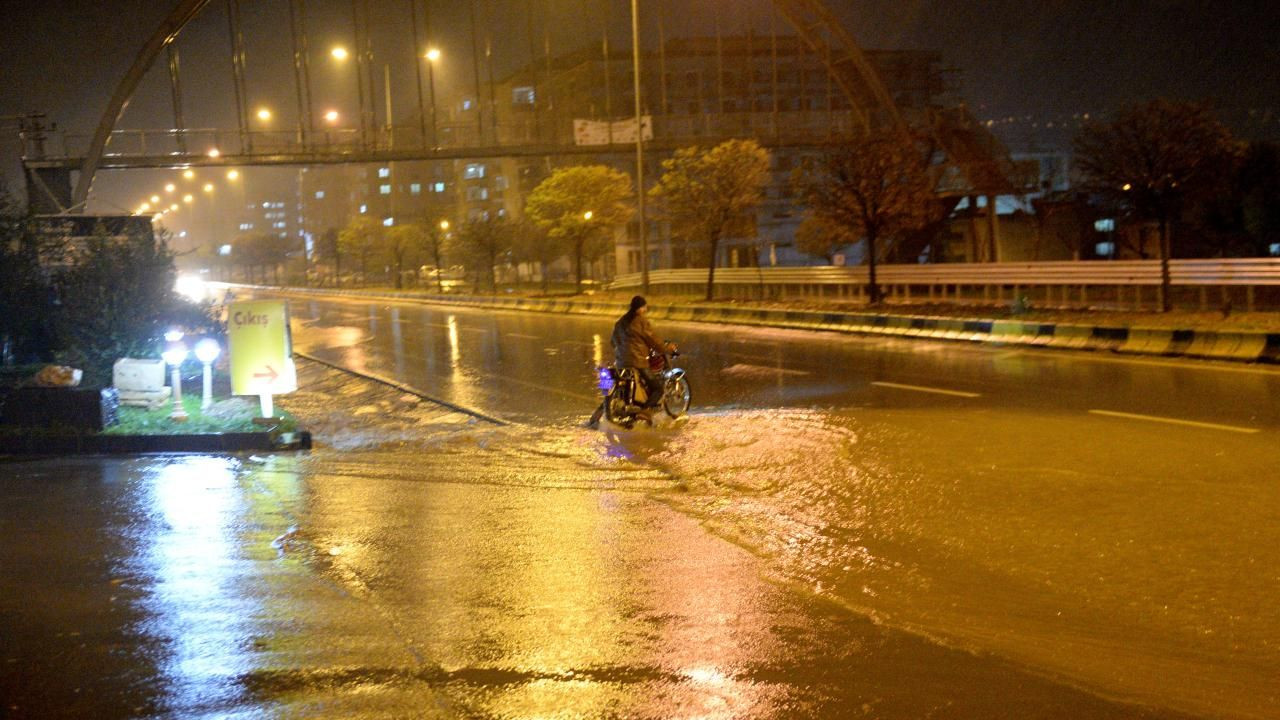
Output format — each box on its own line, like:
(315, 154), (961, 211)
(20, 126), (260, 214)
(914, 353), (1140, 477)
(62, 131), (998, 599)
(446, 216), (512, 294)
(423, 221), (449, 293)
(510, 218), (564, 294)
(1189, 140), (1280, 257)
(651, 139), (771, 300)
(1074, 99), (1237, 310)
(383, 223), (426, 289)
(0, 194), (55, 363)
(794, 213), (858, 264)
(793, 131), (938, 304)
(313, 228), (340, 286)
(339, 216), (383, 286)
(526, 165), (632, 294)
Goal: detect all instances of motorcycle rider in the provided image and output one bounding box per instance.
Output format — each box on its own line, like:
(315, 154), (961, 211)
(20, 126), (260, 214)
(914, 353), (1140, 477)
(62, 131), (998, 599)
(611, 295), (674, 416)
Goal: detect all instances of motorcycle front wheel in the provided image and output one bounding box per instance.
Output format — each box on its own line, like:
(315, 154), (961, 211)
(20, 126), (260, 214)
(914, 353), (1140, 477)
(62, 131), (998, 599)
(662, 376), (691, 418)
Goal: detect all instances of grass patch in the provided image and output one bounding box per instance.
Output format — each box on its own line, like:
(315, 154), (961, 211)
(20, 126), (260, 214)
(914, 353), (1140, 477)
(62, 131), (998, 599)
(105, 394), (298, 435)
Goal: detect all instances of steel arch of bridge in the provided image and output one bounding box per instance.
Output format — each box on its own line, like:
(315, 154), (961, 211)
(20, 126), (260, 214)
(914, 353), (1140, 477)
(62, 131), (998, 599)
(68, 0), (910, 208)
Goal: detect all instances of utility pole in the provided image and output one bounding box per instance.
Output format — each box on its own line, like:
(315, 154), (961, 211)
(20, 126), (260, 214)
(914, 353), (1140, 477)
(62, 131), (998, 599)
(631, 0), (649, 293)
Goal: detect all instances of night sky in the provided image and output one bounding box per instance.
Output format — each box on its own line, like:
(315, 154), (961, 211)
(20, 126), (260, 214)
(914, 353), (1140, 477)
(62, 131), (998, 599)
(2, 0), (1278, 206)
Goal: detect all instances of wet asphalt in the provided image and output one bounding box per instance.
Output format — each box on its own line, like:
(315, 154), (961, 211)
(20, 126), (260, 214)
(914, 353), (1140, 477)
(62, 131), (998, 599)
(1, 351), (1206, 719)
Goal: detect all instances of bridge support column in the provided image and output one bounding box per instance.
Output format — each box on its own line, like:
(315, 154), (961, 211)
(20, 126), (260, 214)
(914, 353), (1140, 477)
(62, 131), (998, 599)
(25, 167), (74, 214)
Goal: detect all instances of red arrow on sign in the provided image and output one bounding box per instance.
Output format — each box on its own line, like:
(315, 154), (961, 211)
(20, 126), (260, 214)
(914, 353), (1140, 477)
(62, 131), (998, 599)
(253, 365), (279, 383)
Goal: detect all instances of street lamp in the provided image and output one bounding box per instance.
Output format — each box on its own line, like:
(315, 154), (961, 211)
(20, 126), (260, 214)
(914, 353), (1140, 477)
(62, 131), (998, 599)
(165, 183), (176, 193)
(183, 169), (195, 180)
(161, 330), (189, 422)
(256, 108), (272, 122)
(194, 338), (221, 410)
(583, 211), (593, 221)
(424, 49), (441, 149)
(331, 46), (349, 61)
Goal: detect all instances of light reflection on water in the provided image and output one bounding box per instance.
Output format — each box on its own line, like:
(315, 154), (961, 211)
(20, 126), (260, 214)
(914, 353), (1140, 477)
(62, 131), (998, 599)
(566, 406), (1280, 719)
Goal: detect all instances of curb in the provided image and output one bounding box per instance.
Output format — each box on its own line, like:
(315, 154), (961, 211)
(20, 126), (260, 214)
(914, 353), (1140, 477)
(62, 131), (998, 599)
(0, 430), (311, 456)
(234, 284), (1280, 365)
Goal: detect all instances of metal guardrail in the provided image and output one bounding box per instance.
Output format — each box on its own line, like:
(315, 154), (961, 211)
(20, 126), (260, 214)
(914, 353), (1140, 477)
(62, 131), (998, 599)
(611, 259), (1280, 310)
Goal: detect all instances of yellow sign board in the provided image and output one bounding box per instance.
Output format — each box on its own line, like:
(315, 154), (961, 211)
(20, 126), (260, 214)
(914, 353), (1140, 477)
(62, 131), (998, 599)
(228, 300), (297, 396)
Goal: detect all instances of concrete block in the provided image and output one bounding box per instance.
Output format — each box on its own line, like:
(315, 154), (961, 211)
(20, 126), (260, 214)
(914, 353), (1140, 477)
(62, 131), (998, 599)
(113, 358), (166, 392)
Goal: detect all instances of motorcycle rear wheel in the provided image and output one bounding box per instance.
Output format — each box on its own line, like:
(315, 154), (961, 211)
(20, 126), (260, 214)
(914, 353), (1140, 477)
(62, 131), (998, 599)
(662, 376), (691, 418)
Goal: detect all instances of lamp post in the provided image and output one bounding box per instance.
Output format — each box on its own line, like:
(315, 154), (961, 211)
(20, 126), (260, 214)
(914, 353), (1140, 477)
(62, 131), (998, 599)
(194, 338), (221, 410)
(161, 330), (189, 422)
(631, 0), (650, 293)
(425, 49), (441, 149)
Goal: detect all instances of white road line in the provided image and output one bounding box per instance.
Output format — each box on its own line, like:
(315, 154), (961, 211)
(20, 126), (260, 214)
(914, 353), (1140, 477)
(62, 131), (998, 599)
(1088, 409), (1261, 434)
(871, 381), (981, 398)
(504, 333), (542, 340)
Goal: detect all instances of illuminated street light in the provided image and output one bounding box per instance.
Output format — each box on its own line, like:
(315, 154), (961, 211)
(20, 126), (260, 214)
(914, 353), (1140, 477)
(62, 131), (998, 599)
(583, 211), (594, 221)
(203, 183), (214, 193)
(323, 109), (340, 124)
(256, 108), (272, 122)
(165, 183), (176, 193)
(183, 194), (194, 204)
(194, 338), (221, 410)
(150, 195), (160, 204)
(139, 202), (151, 212)
(170, 203), (179, 211)
(331, 46), (349, 61)
(183, 169), (195, 180)
(424, 48), (441, 147)
(207, 147), (221, 158)
(439, 219), (449, 231)
(161, 330), (189, 422)
(227, 169), (240, 181)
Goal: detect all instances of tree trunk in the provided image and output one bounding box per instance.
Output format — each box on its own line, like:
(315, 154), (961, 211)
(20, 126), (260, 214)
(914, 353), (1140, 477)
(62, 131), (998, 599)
(394, 253), (403, 289)
(867, 231), (881, 305)
(540, 260), (549, 294)
(1158, 215), (1171, 312)
(432, 243), (443, 293)
(705, 231), (721, 301)
(574, 239), (584, 294)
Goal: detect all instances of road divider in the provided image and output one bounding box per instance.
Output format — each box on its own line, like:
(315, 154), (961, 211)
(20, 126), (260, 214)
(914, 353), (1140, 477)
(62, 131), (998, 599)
(227, 284), (1280, 365)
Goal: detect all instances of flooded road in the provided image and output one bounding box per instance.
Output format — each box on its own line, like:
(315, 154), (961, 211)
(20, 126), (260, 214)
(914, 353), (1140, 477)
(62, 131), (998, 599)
(284, 295), (1280, 719)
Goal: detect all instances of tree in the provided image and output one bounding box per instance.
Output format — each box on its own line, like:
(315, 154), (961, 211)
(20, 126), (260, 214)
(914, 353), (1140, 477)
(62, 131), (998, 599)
(509, 218), (563, 293)
(313, 228), (340, 286)
(526, 165), (632, 294)
(793, 131), (938, 304)
(794, 213), (858, 264)
(339, 216), (383, 286)
(651, 139), (771, 300)
(423, 221), (448, 293)
(447, 216), (512, 294)
(1074, 99), (1237, 311)
(383, 223), (426, 289)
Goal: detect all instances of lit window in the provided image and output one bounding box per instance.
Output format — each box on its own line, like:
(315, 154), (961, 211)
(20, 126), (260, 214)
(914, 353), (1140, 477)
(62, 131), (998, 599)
(378, 167), (390, 178)
(1095, 241), (1116, 257)
(218, 244), (232, 256)
(512, 86), (535, 104)
(434, 182), (446, 193)
(315, 190), (325, 199)
(1094, 218), (1115, 233)
(464, 164), (485, 180)
(273, 222), (286, 229)
(1270, 243), (1280, 257)
(466, 186), (488, 201)
(379, 184), (391, 195)
(382, 217), (394, 227)
(462, 99), (474, 111)
(410, 183), (422, 195)
(359, 204), (367, 214)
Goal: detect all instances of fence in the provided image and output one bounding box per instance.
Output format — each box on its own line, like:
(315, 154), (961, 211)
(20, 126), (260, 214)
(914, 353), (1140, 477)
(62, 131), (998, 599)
(610, 259), (1280, 311)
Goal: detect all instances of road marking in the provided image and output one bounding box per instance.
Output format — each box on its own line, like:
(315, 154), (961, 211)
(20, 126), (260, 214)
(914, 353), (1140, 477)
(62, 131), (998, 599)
(871, 381), (981, 398)
(504, 333), (542, 340)
(722, 362), (810, 377)
(1088, 409), (1261, 434)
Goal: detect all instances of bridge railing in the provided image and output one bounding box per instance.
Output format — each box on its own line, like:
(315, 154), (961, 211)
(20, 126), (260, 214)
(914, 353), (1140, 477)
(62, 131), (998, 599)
(610, 259), (1280, 311)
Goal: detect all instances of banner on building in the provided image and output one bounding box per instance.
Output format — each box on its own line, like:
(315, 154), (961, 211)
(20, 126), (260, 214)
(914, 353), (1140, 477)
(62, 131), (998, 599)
(573, 116), (653, 146)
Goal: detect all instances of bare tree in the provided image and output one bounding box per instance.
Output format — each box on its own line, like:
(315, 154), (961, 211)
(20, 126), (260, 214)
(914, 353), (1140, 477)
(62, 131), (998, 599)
(794, 131), (939, 304)
(1074, 99), (1237, 311)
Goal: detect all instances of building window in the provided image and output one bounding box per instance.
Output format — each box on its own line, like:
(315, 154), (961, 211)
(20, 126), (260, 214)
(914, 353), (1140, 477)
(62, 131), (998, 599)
(382, 217), (394, 227)
(314, 190), (325, 199)
(1095, 241), (1116, 257)
(379, 184), (391, 195)
(378, 167), (390, 178)
(463, 163), (485, 180)
(1094, 218), (1115, 233)
(359, 204), (367, 214)
(512, 86), (535, 104)
(494, 176), (508, 191)
(1270, 243), (1280, 257)
(410, 183), (422, 195)
(466, 186), (489, 201)
(433, 182), (446, 193)
(218, 244), (232, 256)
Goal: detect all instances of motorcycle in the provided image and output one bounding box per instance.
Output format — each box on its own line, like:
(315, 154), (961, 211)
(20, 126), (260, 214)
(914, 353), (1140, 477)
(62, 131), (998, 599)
(591, 347), (691, 429)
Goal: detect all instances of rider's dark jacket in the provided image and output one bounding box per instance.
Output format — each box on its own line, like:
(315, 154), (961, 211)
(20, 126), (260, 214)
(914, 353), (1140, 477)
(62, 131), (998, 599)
(612, 312), (665, 368)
